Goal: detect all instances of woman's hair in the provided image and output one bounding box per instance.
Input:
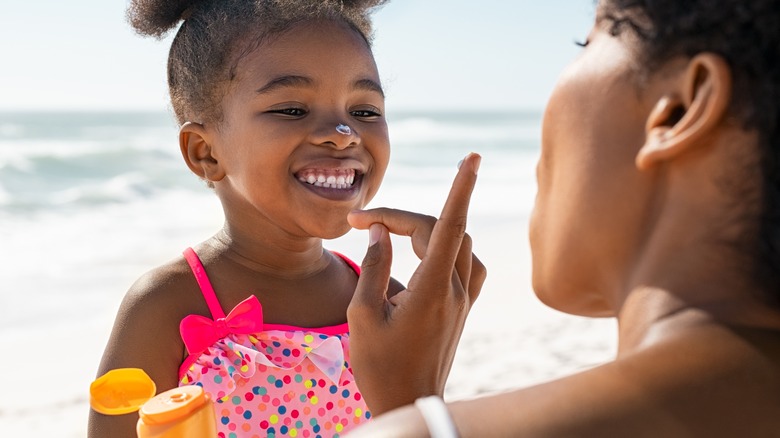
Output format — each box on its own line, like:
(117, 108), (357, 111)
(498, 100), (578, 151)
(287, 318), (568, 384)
(604, 0), (780, 305)
(127, 0), (387, 125)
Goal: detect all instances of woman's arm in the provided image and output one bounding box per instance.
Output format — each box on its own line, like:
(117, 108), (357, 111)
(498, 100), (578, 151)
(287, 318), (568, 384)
(344, 361), (676, 438)
(347, 327), (780, 437)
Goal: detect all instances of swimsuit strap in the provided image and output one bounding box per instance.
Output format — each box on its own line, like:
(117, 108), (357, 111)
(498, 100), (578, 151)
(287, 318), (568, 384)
(182, 247), (227, 319)
(182, 248), (358, 320)
(331, 251), (361, 275)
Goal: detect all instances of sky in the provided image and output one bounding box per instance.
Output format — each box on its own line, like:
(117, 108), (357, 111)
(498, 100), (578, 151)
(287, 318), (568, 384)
(0, 1), (595, 112)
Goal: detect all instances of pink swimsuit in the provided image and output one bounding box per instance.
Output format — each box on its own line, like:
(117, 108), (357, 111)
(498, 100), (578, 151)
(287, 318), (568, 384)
(178, 248), (370, 438)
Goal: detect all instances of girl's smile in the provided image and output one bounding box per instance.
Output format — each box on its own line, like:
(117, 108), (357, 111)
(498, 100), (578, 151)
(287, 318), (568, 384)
(297, 168), (358, 190)
(295, 161), (365, 201)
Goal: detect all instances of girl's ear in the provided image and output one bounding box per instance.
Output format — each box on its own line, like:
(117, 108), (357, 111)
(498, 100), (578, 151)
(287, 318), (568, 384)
(636, 53), (732, 170)
(179, 122), (226, 182)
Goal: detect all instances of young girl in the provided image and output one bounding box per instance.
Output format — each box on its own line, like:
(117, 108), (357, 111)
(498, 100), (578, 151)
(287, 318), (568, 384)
(88, 1), (398, 437)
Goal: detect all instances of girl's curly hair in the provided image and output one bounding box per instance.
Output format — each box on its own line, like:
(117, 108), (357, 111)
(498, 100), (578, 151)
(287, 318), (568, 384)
(127, 0), (388, 125)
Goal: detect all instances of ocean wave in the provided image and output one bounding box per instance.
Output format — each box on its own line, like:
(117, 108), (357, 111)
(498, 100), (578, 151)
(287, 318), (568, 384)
(0, 182), (10, 205)
(50, 172), (158, 206)
(388, 115), (541, 145)
(0, 141), (198, 212)
(0, 135), (178, 164)
(0, 123), (25, 138)
(0, 111), (178, 141)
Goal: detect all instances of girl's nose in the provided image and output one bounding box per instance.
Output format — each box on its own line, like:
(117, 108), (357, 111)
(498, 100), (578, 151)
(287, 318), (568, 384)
(310, 120), (360, 150)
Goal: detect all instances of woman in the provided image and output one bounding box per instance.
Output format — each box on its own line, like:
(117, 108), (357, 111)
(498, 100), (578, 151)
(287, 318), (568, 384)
(345, 0), (780, 435)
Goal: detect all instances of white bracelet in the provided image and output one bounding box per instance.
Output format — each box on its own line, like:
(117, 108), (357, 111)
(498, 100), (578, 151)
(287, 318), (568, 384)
(414, 395), (459, 438)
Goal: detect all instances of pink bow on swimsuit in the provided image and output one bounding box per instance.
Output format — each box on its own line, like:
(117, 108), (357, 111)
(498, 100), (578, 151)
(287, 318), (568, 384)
(180, 295), (264, 354)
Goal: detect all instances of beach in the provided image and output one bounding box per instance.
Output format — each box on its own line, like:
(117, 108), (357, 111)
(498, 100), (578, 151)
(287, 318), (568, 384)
(0, 110), (616, 436)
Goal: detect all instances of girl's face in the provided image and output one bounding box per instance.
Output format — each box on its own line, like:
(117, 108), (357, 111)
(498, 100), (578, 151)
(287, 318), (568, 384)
(211, 20), (389, 240)
(530, 6), (657, 316)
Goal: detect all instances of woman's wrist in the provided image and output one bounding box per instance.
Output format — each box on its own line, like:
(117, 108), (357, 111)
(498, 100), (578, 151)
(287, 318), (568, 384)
(414, 396), (459, 438)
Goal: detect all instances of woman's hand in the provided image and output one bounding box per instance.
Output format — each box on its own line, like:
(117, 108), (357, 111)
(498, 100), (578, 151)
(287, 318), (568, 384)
(346, 153), (486, 415)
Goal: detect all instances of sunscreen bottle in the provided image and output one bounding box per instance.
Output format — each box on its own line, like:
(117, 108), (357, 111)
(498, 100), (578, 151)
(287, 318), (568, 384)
(90, 368), (216, 438)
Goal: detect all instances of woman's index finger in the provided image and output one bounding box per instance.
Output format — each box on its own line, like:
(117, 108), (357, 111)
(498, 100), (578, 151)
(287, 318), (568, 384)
(424, 153), (481, 272)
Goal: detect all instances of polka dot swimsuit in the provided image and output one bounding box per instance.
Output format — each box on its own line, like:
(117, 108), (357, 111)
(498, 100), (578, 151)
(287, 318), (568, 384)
(178, 248), (370, 438)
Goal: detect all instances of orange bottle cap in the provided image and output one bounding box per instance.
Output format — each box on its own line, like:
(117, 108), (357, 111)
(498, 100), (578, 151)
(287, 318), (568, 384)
(138, 385), (208, 425)
(90, 368), (157, 415)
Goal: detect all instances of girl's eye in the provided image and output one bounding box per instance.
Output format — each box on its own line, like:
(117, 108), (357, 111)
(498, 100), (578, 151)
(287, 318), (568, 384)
(350, 108), (382, 119)
(269, 108), (306, 117)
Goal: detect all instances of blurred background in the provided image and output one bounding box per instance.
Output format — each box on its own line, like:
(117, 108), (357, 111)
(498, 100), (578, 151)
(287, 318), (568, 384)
(1, 2), (617, 436)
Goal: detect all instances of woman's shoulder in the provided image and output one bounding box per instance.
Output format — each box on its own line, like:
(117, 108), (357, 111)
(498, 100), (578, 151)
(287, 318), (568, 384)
(593, 324), (780, 434)
(624, 320), (780, 386)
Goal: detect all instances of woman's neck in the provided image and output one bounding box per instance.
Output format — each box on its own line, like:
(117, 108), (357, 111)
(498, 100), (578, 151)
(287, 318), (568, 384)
(611, 143), (780, 352)
(615, 266), (780, 355)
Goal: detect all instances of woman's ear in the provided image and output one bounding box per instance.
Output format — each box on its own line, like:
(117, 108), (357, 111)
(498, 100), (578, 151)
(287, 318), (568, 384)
(636, 53), (732, 170)
(179, 122), (226, 183)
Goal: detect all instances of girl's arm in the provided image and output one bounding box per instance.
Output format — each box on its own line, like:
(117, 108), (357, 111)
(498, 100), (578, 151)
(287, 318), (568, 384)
(88, 268), (189, 438)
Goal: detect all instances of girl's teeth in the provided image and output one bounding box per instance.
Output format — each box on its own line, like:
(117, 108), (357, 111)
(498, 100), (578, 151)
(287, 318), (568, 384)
(298, 169), (357, 190)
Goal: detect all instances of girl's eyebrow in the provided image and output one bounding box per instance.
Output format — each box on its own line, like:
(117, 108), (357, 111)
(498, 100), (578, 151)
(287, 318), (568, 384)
(256, 75), (314, 95)
(255, 75), (384, 97)
(355, 78), (385, 98)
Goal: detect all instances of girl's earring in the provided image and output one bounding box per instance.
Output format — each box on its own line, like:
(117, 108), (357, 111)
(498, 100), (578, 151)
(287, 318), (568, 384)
(336, 124), (352, 135)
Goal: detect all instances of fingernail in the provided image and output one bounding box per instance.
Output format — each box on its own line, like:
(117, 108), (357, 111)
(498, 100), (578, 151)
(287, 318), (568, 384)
(459, 153), (481, 175)
(369, 223), (382, 246)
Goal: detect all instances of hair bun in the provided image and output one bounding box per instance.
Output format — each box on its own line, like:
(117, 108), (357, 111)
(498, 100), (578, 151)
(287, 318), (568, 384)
(127, 0), (203, 38)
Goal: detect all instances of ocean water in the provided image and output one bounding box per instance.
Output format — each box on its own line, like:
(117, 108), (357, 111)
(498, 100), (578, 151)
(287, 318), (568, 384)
(0, 110), (540, 216)
(0, 109), (542, 328)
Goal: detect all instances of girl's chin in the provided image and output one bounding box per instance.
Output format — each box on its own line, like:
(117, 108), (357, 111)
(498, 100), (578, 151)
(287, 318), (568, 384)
(310, 222), (353, 241)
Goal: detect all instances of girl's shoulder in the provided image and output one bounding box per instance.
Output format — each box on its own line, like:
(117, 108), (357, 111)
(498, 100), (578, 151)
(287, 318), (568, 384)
(122, 254), (210, 318)
(110, 255), (213, 360)
(92, 256), (203, 435)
